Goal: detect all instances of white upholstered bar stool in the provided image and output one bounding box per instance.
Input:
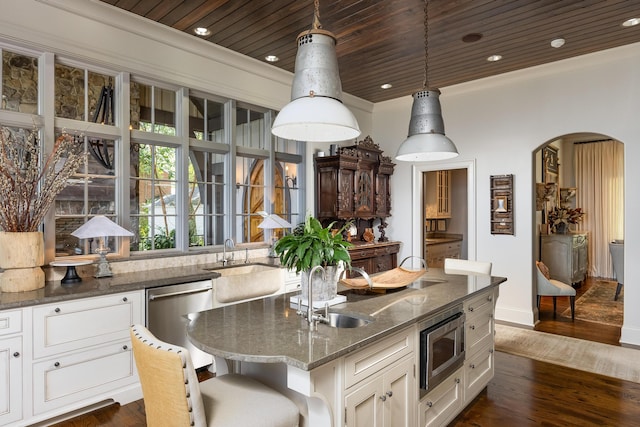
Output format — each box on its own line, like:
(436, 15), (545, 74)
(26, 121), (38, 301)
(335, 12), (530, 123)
(130, 325), (299, 427)
(444, 258), (493, 275)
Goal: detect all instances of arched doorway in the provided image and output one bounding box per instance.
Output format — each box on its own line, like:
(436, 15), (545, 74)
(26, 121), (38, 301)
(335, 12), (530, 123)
(533, 133), (624, 344)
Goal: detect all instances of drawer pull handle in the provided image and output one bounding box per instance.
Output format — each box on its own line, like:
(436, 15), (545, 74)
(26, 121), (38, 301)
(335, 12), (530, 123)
(426, 401), (433, 408)
(487, 296), (493, 302)
(386, 391), (393, 398)
(54, 362), (60, 368)
(13, 352), (20, 358)
(455, 378), (460, 384)
(380, 395), (387, 402)
(122, 297), (128, 302)
(470, 364), (475, 369)
(489, 349), (494, 354)
(470, 325), (475, 330)
(54, 308), (61, 313)
(468, 307), (474, 312)
(123, 345), (128, 351)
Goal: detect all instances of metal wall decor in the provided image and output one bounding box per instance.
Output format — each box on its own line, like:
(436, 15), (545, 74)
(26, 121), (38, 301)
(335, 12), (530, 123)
(490, 174), (514, 235)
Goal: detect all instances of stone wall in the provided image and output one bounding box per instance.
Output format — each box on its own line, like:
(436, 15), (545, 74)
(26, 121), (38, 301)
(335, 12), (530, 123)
(2, 51), (38, 114)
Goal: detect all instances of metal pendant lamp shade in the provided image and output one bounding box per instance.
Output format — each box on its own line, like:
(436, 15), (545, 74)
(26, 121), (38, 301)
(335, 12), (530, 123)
(395, 0), (459, 162)
(271, 18), (360, 142)
(395, 89), (459, 162)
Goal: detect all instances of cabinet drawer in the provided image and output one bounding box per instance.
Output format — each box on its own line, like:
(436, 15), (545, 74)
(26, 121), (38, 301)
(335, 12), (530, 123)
(419, 366), (464, 427)
(465, 343), (494, 402)
(0, 310), (21, 336)
(32, 340), (136, 415)
(33, 291), (142, 359)
(465, 302), (493, 355)
(465, 289), (495, 316)
(344, 327), (414, 389)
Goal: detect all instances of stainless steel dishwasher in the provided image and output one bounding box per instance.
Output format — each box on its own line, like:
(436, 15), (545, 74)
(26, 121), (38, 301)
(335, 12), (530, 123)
(146, 280), (214, 370)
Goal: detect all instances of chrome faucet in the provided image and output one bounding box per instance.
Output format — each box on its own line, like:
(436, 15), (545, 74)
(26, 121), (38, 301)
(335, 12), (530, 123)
(222, 238), (235, 266)
(304, 265), (329, 330)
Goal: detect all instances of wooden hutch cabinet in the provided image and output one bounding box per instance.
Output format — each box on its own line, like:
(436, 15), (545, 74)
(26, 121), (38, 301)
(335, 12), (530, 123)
(315, 136), (399, 276)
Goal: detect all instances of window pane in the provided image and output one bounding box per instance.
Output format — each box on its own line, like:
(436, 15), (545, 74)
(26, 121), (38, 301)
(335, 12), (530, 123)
(188, 96), (225, 142)
(88, 71), (115, 125)
(130, 143), (178, 251)
(236, 156), (265, 243)
(275, 161), (301, 232)
(54, 135), (117, 257)
(131, 82), (176, 135)
(2, 50), (38, 113)
(189, 150), (225, 247)
(236, 106), (265, 149)
(55, 63), (85, 120)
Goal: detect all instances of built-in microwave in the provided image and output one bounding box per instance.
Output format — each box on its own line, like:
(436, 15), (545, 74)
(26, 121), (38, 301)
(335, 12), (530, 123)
(419, 310), (465, 397)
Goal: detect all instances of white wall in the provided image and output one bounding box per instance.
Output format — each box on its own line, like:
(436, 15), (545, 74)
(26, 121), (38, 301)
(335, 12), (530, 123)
(373, 43), (640, 346)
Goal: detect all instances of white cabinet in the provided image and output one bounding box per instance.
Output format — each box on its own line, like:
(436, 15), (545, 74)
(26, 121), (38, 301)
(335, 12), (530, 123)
(345, 356), (414, 427)
(0, 290), (143, 425)
(425, 170), (451, 219)
(541, 233), (588, 285)
(0, 310), (22, 426)
(31, 291), (142, 415)
(283, 268), (301, 293)
(463, 288), (497, 403)
(425, 241), (461, 269)
(343, 327), (415, 427)
(418, 367), (464, 427)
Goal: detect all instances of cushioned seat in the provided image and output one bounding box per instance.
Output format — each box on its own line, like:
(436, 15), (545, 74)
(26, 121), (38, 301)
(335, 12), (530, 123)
(444, 258), (493, 275)
(536, 261), (576, 320)
(130, 324), (299, 427)
(609, 241), (624, 301)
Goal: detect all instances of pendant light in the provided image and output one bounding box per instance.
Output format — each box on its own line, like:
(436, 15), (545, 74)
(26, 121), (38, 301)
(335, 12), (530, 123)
(271, 0), (360, 142)
(395, 0), (458, 162)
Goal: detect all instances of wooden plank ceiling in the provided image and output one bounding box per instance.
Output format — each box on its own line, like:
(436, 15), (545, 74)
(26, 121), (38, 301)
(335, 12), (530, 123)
(100, 0), (640, 103)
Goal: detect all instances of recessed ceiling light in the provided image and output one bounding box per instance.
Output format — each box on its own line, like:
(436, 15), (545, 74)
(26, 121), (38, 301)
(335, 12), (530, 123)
(265, 55), (279, 62)
(487, 54), (502, 62)
(550, 38), (565, 48)
(462, 33), (483, 43)
(622, 18), (640, 27)
(194, 27), (211, 36)
(380, 83), (392, 89)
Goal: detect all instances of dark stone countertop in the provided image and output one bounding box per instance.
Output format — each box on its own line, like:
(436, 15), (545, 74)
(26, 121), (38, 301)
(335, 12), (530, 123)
(0, 258), (281, 310)
(187, 269), (506, 371)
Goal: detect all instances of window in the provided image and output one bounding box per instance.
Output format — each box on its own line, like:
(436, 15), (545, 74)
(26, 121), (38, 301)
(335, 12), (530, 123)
(236, 105), (266, 149)
(1, 48), (38, 114)
(130, 143), (178, 251)
(54, 62), (115, 123)
(55, 134), (118, 256)
(188, 149), (226, 247)
(188, 95), (225, 143)
(131, 81), (176, 135)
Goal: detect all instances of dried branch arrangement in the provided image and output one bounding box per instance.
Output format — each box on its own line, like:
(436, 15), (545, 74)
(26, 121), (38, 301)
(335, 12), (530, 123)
(0, 126), (86, 232)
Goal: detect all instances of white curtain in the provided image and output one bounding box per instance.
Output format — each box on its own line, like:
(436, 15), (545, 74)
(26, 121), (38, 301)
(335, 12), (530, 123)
(574, 140), (624, 278)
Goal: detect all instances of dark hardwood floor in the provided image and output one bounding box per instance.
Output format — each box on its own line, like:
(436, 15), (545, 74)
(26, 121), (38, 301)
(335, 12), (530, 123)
(53, 277), (628, 426)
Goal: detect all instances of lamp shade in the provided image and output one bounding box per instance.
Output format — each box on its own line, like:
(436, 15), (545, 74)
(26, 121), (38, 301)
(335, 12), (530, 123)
(258, 214), (293, 230)
(271, 29), (360, 142)
(71, 215), (134, 239)
(395, 89), (459, 162)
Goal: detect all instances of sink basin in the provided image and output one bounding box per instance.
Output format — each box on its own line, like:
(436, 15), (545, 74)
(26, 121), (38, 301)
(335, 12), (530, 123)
(324, 312), (373, 328)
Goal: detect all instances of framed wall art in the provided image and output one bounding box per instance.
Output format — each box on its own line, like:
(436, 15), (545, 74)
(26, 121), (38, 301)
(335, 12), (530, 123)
(490, 174), (514, 235)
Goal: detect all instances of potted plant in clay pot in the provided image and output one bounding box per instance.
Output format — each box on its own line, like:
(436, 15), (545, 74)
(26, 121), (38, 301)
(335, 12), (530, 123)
(0, 126), (85, 292)
(274, 214), (352, 302)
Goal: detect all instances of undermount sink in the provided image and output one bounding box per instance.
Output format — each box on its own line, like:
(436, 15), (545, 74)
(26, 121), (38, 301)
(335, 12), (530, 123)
(324, 312), (373, 328)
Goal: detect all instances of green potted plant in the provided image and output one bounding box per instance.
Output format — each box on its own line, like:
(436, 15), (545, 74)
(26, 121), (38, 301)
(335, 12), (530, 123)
(274, 214), (352, 302)
(0, 126), (85, 292)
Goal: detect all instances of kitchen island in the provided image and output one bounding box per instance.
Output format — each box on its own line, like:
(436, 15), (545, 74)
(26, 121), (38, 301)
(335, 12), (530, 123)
(188, 269), (506, 427)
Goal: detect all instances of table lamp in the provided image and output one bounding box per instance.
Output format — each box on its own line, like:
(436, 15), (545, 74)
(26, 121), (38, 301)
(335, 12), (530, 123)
(71, 215), (134, 278)
(257, 211), (292, 257)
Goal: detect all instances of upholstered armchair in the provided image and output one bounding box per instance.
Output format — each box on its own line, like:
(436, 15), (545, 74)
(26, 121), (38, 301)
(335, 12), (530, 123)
(609, 241), (624, 301)
(536, 261), (576, 320)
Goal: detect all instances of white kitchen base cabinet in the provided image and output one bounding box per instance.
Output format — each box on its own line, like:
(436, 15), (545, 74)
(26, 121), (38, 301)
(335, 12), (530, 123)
(418, 367), (464, 427)
(345, 356), (415, 427)
(0, 309), (23, 426)
(0, 290), (143, 426)
(464, 343), (494, 401)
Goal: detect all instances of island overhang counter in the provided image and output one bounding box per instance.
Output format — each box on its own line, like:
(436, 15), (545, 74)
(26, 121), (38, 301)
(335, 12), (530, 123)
(187, 269), (506, 427)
